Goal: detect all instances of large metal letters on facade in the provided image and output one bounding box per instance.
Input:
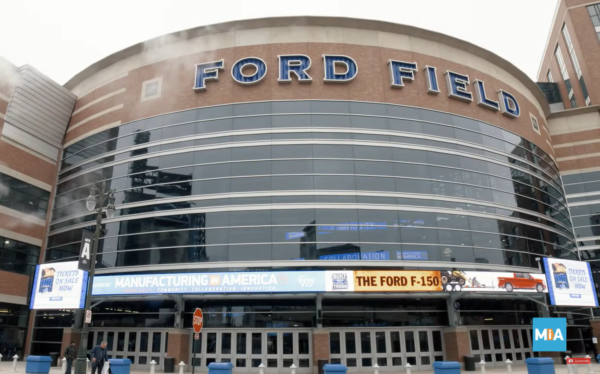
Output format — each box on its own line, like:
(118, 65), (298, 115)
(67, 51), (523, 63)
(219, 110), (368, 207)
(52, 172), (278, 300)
(194, 54), (521, 118)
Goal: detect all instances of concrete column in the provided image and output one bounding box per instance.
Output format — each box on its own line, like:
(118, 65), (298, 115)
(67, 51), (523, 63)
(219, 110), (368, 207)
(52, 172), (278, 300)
(443, 327), (470, 364)
(312, 330), (330, 370)
(167, 330), (191, 369)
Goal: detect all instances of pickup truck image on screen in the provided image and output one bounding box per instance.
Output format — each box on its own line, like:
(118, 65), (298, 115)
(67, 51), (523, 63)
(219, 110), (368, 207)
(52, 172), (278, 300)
(498, 273), (546, 292)
(552, 263), (570, 290)
(38, 268), (55, 294)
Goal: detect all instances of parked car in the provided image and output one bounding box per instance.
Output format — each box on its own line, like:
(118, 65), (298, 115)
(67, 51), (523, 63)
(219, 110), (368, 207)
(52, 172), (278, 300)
(498, 273), (546, 292)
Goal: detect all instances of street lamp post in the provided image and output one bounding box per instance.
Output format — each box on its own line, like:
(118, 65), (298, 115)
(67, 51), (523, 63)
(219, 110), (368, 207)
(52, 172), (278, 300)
(74, 181), (115, 374)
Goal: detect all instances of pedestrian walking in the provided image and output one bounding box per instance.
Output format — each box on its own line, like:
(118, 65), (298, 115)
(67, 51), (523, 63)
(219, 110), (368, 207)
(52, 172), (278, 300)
(90, 341), (108, 374)
(64, 341), (77, 374)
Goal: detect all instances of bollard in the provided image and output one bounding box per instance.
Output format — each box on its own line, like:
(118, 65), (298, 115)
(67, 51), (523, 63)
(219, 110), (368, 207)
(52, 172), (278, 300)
(11, 355), (18, 372)
(566, 356), (574, 374)
(150, 359), (157, 374)
(372, 363), (379, 374)
(87, 358), (90, 370)
(479, 359), (486, 374)
(405, 363), (411, 374)
(1, 353), (3, 362)
(505, 359), (512, 374)
(259, 363), (265, 374)
(62, 357), (67, 373)
(290, 363), (297, 374)
(179, 361), (186, 374)
(105, 361), (110, 374)
(585, 355), (594, 374)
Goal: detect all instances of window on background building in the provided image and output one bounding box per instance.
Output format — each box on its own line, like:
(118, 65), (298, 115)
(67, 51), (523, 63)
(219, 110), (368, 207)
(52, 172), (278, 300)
(555, 46), (577, 108)
(588, 4), (600, 41)
(0, 173), (49, 219)
(562, 24), (591, 106)
(547, 70), (554, 82)
(0, 237), (39, 276)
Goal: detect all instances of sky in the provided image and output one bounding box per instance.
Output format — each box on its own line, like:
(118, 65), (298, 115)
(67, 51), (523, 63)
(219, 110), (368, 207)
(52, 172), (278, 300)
(0, 0), (558, 85)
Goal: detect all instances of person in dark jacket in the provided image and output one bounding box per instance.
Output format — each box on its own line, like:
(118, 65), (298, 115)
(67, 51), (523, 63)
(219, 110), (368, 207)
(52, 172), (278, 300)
(64, 341), (77, 374)
(90, 341), (108, 374)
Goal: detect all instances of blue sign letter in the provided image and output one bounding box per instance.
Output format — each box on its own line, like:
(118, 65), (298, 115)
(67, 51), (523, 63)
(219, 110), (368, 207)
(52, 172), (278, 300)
(231, 57), (267, 85)
(445, 71), (473, 101)
(474, 80), (499, 111)
(193, 59), (224, 91)
(498, 90), (520, 118)
(323, 55), (357, 83)
(388, 60), (417, 88)
(424, 65), (440, 94)
(278, 55), (312, 83)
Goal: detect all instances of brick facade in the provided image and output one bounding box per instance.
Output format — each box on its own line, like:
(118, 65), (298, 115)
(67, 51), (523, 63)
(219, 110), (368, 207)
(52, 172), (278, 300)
(443, 327), (470, 365)
(167, 330), (191, 370)
(312, 331), (330, 369)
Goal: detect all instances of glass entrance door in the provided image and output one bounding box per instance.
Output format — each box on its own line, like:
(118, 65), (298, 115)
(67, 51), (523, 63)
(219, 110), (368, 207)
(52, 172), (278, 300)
(329, 328), (444, 372)
(190, 330), (312, 373)
(469, 327), (534, 367)
(89, 329), (168, 371)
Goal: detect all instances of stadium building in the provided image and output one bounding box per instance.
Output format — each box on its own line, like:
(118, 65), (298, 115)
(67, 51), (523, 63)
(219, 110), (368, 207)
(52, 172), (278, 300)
(0, 5), (598, 371)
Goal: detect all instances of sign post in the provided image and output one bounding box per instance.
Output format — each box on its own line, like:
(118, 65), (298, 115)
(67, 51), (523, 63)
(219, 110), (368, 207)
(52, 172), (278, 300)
(192, 308), (203, 374)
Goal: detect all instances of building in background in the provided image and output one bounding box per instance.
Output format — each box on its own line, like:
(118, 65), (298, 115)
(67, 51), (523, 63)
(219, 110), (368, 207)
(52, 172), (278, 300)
(536, 0), (600, 340)
(1, 7), (599, 373)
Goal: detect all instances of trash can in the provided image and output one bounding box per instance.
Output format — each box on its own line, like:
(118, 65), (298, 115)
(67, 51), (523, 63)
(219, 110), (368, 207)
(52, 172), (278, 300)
(464, 355), (476, 371)
(208, 362), (234, 374)
(48, 352), (59, 367)
(432, 361), (461, 374)
(108, 359), (132, 374)
(164, 357), (175, 373)
(25, 356), (52, 374)
(525, 357), (555, 374)
(318, 359), (328, 374)
(323, 364), (347, 374)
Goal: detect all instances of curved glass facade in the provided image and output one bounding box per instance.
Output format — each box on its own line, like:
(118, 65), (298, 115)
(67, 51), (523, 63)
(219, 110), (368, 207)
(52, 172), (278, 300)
(46, 101), (577, 269)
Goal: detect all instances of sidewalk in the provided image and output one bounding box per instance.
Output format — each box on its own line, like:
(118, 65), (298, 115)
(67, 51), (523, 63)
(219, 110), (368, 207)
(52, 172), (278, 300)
(0, 360), (592, 374)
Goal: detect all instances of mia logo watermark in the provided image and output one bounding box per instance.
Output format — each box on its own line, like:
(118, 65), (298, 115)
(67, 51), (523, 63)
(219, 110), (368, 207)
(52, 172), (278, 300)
(533, 318), (566, 352)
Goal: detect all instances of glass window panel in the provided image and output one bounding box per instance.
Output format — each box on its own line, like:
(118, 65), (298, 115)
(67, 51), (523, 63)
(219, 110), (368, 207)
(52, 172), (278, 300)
(359, 332), (371, 354)
(481, 330), (491, 350)
(503, 330), (512, 349)
(345, 332), (356, 354)
(236, 333), (246, 354)
(139, 332), (148, 352)
(470, 330), (480, 350)
(419, 331), (429, 352)
(222, 333), (232, 354)
(405, 331), (415, 353)
(252, 333), (262, 354)
(521, 330), (530, 349)
(299, 333), (309, 355)
(207, 333), (217, 354)
(391, 332), (401, 353)
(432, 331), (443, 352)
(330, 333), (341, 354)
(283, 333), (293, 355)
(512, 329), (521, 349)
(267, 333), (277, 354)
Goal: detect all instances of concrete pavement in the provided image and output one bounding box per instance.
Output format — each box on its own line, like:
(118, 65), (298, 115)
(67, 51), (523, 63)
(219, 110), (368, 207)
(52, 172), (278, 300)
(0, 360), (595, 374)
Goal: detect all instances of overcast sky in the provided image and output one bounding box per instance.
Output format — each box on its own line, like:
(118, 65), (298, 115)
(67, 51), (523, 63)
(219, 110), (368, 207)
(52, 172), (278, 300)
(0, 0), (558, 85)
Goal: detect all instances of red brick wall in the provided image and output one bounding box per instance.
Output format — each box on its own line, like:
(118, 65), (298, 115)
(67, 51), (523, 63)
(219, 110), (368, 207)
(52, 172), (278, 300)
(443, 327), (470, 364)
(313, 332), (330, 368)
(167, 330), (190, 367)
